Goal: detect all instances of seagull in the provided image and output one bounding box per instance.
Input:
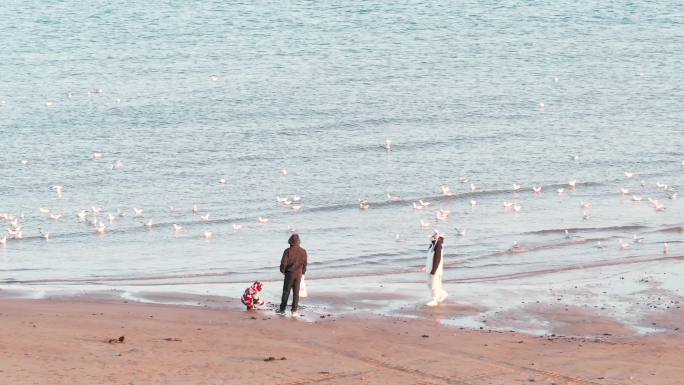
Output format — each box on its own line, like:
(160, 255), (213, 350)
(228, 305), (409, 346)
(512, 204), (522, 212)
(412, 202), (426, 210)
(655, 182), (668, 190)
(419, 199), (430, 207)
(582, 211), (591, 221)
(469, 183), (476, 192)
(93, 152), (104, 160)
(20, 159), (28, 166)
(387, 193), (401, 202)
(232, 224), (243, 231)
(144, 219), (153, 228)
(503, 201), (514, 208)
(631, 195), (642, 202)
(564, 229), (572, 239)
(620, 188), (630, 195)
(200, 213), (210, 221)
(384, 139), (392, 152)
(0, 236), (6, 246)
(455, 228), (466, 236)
(219, 178), (226, 184)
(358, 199), (370, 210)
(291, 204), (302, 211)
(92, 206), (103, 214)
(41, 231), (50, 240)
(571, 154), (579, 161)
(420, 220), (431, 228)
(282, 169), (288, 176)
(204, 230), (213, 240)
(436, 209), (450, 221)
(538, 101), (545, 109)
(133, 208), (144, 216)
(192, 205), (199, 213)
(654, 202), (666, 211)
(568, 180), (577, 189)
(460, 176), (470, 183)
(618, 239), (630, 250)
(663, 242), (669, 254)
(633, 234), (644, 244)
(292, 195), (301, 202)
(512, 183), (521, 192)
(49, 213), (62, 221)
(532, 185), (542, 193)
(580, 201), (591, 209)
(287, 226), (297, 233)
(173, 224), (183, 232)
(395, 234), (405, 243)
(111, 160), (124, 170)
(595, 241), (605, 249)
(39, 207), (50, 214)
(107, 213), (116, 223)
(557, 188), (565, 195)
(258, 217), (269, 224)
(210, 75), (219, 81)
(76, 210), (88, 222)
(169, 206), (184, 213)
(669, 192), (678, 200)
(441, 185), (457, 197)
(95, 224), (106, 235)
(624, 171), (634, 179)
(52, 185), (63, 198)
(470, 199), (477, 207)
(45, 101), (55, 107)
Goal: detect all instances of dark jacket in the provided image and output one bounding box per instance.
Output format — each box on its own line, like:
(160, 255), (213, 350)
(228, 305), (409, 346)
(430, 237), (443, 275)
(280, 234), (308, 277)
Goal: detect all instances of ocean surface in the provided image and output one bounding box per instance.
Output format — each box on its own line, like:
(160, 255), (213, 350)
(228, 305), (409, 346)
(1, 1), (682, 310)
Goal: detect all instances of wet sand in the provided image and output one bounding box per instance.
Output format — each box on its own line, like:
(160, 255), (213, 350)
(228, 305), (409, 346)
(1, 298), (683, 385)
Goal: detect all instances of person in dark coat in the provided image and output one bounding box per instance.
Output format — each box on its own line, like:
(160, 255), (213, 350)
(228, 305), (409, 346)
(277, 233), (308, 316)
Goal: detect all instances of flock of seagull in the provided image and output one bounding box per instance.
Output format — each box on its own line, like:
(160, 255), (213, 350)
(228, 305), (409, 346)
(371, 147), (682, 254)
(1, 141), (682, 254)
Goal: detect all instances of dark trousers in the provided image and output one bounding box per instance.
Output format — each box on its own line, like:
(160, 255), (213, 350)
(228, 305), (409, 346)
(279, 273), (301, 312)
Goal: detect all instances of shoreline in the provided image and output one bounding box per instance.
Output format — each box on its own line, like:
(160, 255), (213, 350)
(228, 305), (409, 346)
(2, 251), (682, 339)
(1, 297), (683, 384)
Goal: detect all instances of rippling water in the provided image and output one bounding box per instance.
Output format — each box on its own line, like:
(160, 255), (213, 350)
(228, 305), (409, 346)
(1, 1), (682, 298)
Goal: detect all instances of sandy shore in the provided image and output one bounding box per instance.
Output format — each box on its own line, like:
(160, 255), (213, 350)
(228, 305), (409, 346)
(1, 298), (682, 385)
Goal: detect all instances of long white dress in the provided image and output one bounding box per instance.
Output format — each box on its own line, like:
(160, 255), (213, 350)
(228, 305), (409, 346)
(426, 244), (448, 303)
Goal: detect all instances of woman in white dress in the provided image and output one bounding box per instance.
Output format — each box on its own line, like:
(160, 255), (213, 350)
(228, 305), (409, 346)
(426, 231), (448, 306)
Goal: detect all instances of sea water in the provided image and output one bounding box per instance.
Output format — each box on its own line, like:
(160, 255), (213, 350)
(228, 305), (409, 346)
(0, 1), (682, 305)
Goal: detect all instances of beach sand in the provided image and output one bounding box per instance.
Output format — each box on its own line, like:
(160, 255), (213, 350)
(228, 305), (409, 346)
(1, 298), (682, 385)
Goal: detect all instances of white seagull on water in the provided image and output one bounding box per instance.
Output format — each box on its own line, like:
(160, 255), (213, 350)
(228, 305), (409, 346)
(52, 185), (63, 198)
(441, 185), (456, 197)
